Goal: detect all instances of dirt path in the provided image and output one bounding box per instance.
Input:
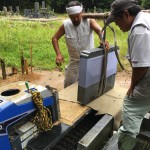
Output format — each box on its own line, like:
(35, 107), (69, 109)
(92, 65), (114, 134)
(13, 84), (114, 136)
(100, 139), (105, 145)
(0, 68), (131, 92)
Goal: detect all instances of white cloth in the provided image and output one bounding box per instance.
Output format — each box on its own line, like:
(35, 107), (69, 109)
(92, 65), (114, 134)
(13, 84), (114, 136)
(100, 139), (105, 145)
(63, 18), (94, 87)
(66, 6), (83, 15)
(127, 12), (150, 68)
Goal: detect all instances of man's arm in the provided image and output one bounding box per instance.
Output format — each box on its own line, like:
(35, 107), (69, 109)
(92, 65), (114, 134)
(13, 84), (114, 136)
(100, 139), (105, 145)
(90, 19), (102, 37)
(52, 24), (65, 66)
(90, 19), (109, 50)
(127, 67), (148, 96)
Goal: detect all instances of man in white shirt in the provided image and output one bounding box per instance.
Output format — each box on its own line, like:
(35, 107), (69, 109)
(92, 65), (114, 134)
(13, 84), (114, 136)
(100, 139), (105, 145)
(52, 1), (102, 88)
(107, 0), (150, 137)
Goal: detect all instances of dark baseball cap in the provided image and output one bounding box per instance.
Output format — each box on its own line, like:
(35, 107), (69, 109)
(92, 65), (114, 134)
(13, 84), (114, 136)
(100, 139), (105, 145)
(106, 0), (137, 25)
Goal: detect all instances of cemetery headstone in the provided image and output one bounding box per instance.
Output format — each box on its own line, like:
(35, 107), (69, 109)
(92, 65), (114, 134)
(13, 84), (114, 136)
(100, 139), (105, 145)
(42, 1), (46, 9)
(24, 9), (32, 17)
(8, 6), (13, 14)
(33, 2), (40, 18)
(94, 6), (96, 13)
(35, 2), (40, 12)
(16, 6), (20, 15)
(3, 6), (7, 16)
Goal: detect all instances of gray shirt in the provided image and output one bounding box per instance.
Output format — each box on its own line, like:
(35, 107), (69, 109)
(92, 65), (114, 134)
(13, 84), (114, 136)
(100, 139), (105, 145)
(127, 12), (150, 68)
(63, 18), (94, 64)
(127, 12), (150, 98)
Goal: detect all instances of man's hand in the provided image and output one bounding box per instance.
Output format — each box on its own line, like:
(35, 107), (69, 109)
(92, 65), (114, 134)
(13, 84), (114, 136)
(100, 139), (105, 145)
(56, 54), (64, 66)
(104, 41), (110, 51)
(127, 67), (149, 97)
(100, 41), (110, 51)
(126, 85), (134, 97)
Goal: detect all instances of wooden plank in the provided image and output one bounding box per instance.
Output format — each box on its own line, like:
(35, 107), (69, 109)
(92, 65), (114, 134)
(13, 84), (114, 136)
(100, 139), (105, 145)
(59, 100), (90, 126)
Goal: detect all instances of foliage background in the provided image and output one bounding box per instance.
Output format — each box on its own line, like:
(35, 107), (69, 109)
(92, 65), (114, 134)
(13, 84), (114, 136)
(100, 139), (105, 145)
(0, 0), (149, 13)
(0, 16), (129, 71)
(0, 0), (149, 71)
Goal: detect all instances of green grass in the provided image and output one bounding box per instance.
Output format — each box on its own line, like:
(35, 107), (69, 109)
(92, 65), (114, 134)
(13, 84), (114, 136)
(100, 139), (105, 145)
(0, 16), (129, 72)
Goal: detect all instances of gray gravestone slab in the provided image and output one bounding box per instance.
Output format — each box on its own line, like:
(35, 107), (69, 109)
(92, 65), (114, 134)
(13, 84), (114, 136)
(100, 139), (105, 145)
(3, 6), (7, 15)
(16, 6), (20, 14)
(24, 9), (31, 16)
(47, 6), (51, 11)
(94, 6), (96, 13)
(42, 1), (46, 8)
(8, 6), (13, 12)
(35, 2), (39, 12)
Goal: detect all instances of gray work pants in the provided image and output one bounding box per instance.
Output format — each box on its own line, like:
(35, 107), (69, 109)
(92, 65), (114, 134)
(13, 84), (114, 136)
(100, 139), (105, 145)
(118, 95), (150, 138)
(64, 62), (79, 88)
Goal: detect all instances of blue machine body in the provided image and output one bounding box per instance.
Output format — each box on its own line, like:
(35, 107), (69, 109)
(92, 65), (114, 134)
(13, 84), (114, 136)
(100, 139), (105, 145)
(0, 82), (57, 150)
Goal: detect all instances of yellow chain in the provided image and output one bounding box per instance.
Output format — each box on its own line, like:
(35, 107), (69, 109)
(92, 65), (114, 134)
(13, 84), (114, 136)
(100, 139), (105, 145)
(30, 90), (53, 132)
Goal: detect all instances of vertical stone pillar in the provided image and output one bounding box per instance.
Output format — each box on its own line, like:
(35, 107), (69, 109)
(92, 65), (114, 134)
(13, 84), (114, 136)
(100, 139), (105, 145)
(35, 2), (40, 12)
(3, 6), (7, 16)
(94, 6), (96, 13)
(42, 1), (46, 8)
(47, 6), (51, 11)
(8, 6), (13, 13)
(16, 6), (20, 14)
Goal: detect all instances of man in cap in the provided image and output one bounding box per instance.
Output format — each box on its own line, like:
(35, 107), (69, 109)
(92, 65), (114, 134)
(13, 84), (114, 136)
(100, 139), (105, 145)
(106, 0), (150, 137)
(52, 1), (103, 88)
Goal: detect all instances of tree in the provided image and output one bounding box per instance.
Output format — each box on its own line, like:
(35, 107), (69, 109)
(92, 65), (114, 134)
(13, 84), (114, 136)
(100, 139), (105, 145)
(50, 0), (68, 13)
(93, 0), (114, 11)
(141, 0), (150, 9)
(1, 0), (147, 13)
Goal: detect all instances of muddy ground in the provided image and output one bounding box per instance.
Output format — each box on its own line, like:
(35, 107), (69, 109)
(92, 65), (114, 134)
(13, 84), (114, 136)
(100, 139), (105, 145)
(0, 68), (131, 92)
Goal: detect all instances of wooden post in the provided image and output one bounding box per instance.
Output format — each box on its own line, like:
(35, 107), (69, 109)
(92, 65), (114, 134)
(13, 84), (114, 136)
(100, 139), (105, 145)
(21, 50), (25, 74)
(30, 44), (33, 73)
(24, 58), (28, 74)
(12, 67), (18, 74)
(0, 59), (6, 80)
(82, 10), (150, 20)
(82, 13), (110, 19)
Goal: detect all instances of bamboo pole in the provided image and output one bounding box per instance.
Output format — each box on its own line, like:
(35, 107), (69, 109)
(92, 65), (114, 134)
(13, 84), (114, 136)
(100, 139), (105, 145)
(30, 44), (33, 73)
(24, 58), (28, 74)
(82, 12), (110, 19)
(21, 50), (25, 74)
(0, 59), (6, 80)
(82, 10), (150, 19)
